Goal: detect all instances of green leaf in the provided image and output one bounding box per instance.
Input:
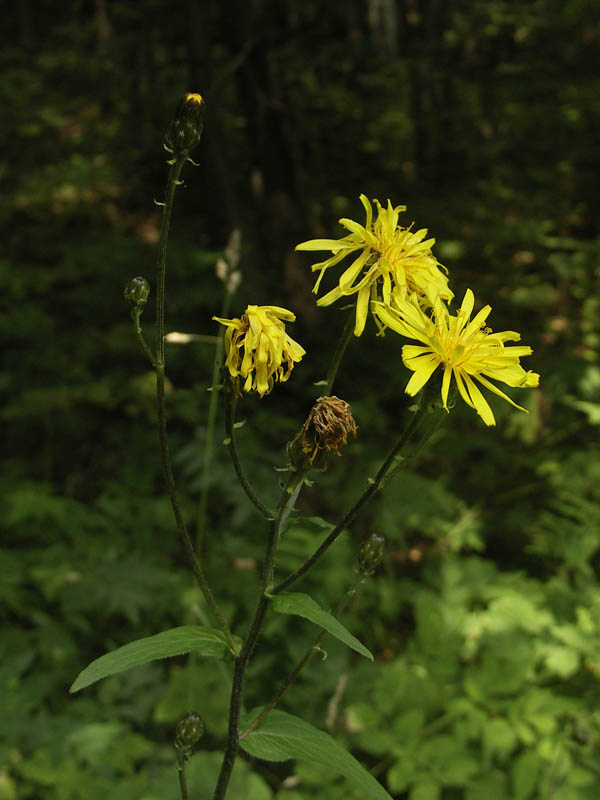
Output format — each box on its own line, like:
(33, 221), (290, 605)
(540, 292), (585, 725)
(512, 751), (542, 800)
(70, 626), (240, 693)
(410, 780), (441, 800)
(241, 709), (392, 800)
(544, 645), (580, 677)
(271, 592), (373, 660)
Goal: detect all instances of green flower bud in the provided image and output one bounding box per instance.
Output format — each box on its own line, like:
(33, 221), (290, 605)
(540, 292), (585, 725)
(175, 712), (204, 757)
(358, 533), (385, 575)
(165, 93), (205, 156)
(124, 276), (150, 307)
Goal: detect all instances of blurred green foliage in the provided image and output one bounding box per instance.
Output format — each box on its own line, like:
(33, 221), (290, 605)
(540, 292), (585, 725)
(2, 0), (599, 798)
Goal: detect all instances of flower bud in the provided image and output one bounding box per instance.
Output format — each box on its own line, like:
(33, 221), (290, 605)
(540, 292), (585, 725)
(301, 396), (357, 467)
(175, 712), (204, 757)
(124, 276), (150, 307)
(165, 93), (205, 156)
(358, 533), (385, 575)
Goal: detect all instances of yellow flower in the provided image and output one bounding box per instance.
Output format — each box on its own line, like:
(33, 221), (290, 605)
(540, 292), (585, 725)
(295, 194), (452, 336)
(372, 290), (540, 426)
(213, 305), (305, 397)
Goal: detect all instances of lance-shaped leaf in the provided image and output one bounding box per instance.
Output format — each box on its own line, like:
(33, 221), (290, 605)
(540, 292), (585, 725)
(241, 709), (392, 800)
(70, 626), (240, 693)
(271, 592), (372, 660)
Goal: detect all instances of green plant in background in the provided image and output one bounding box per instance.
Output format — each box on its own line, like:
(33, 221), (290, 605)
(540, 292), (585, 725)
(68, 93), (542, 800)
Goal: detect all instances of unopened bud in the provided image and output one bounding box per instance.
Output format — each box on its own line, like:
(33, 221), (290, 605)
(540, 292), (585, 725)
(301, 396), (357, 466)
(358, 533), (385, 575)
(165, 93), (205, 156)
(124, 276), (150, 307)
(175, 712), (204, 757)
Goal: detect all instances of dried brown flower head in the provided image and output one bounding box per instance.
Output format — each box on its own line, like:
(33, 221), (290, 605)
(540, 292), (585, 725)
(301, 396), (357, 465)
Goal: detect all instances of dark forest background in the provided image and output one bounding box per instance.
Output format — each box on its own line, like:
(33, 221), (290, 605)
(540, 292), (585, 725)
(2, 1), (600, 799)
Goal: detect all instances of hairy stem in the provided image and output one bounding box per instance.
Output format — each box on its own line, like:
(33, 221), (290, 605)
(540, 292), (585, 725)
(154, 156), (237, 654)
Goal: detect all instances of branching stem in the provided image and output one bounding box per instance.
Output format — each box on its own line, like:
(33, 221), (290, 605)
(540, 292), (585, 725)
(240, 572), (365, 740)
(272, 385), (439, 596)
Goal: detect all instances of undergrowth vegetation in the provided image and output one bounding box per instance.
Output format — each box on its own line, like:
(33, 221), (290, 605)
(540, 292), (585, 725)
(2, 2), (600, 798)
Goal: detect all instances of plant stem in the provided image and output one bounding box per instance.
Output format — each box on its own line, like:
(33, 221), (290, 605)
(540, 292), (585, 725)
(240, 573), (364, 740)
(272, 386), (438, 596)
(325, 308), (355, 395)
(196, 288), (234, 555)
(224, 389), (274, 519)
(382, 397), (447, 486)
(212, 475), (303, 800)
(214, 385), (441, 796)
(154, 156), (237, 654)
(130, 307), (156, 366)
(176, 750), (189, 800)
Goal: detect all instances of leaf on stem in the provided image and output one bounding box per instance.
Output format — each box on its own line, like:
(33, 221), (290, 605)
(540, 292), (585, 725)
(70, 626), (240, 693)
(271, 592), (373, 660)
(240, 709), (393, 800)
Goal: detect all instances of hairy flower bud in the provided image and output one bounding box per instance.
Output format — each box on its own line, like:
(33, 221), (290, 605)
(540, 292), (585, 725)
(124, 276), (150, 307)
(165, 93), (205, 156)
(301, 396), (357, 466)
(175, 712), (204, 757)
(358, 533), (385, 575)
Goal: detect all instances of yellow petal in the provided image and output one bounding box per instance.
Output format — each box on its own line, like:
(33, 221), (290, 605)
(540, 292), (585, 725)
(359, 194), (373, 230)
(462, 372), (496, 426)
(338, 249), (371, 291)
(262, 306), (296, 322)
(454, 370), (476, 410)
(463, 305), (492, 338)
(459, 289), (475, 322)
(404, 355), (439, 396)
(475, 374), (528, 412)
(354, 285), (371, 336)
(296, 238), (357, 251)
(316, 285), (343, 306)
(441, 365), (453, 410)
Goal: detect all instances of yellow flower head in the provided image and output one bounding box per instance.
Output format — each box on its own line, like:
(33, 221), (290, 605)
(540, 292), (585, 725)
(295, 194), (453, 337)
(213, 305), (306, 397)
(372, 290), (540, 426)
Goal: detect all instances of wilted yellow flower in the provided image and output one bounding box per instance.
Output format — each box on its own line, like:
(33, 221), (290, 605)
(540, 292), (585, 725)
(301, 396), (358, 464)
(372, 290), (540, 426)
(296, 194), (452, 336)
(213, 305), (305, 397)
